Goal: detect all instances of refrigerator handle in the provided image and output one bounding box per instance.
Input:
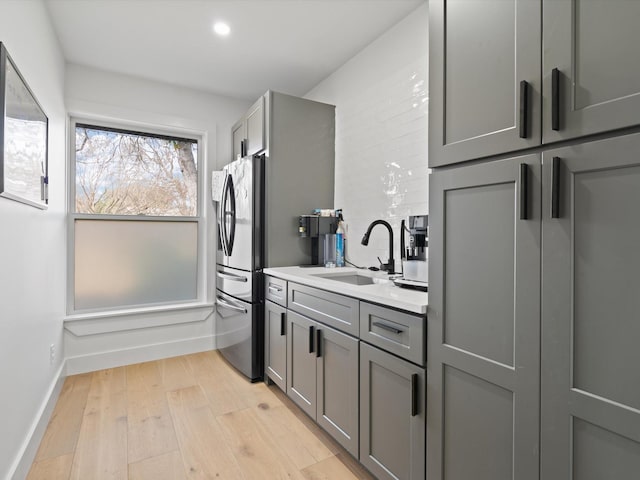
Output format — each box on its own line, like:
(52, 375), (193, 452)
(219, 174), (229, 255)
(216, 295), (247, 314)
(225, 174), (237, 256)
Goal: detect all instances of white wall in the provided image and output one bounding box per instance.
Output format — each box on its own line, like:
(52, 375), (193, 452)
(63, 65), (250, 372)
(0, 1), (67, 478)
(305, 2), (429, 271)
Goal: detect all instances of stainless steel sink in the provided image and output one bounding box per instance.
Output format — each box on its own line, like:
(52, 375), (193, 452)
(313, 273), (390, 286)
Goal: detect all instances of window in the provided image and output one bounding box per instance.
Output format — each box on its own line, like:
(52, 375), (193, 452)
(69, 120), (203, 313)
(74, 124), (198, 216)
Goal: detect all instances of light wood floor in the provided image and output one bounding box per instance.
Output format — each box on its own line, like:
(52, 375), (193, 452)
(27, 350), (375, 480)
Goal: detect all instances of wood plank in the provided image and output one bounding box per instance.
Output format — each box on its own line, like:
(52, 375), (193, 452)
(69, 368), (128, 480)
(158, 355), (198, 392)
(198, 372), (250, 416)
(216, 407), (306, 480)
(128, 450), (186, 480)
(251, 401), (334, 470)
(126, 362), (179, 464)
(334, 453), (376, 480)
(301, 455), (366, 480)
(270, 386), (341, 456)
(34, 373), (92, 461)
(27, 453), (73, 480)
(184, 351), (219, 379)
(166, 385), (242, 479)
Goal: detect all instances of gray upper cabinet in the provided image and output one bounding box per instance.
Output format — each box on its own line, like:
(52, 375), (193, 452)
(264, 299), (287, 392)
(360, 342), (425, 480)
(429, 0), (541, 166)
(430, 0), (640, 167)
(540, 133), (640, 479)
(428, 155), (541, 480)
(543, 0), (640, 142)
(232, 96), (265, 160)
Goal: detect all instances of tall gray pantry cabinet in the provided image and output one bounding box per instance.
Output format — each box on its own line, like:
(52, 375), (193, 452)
(428, 1), (640, 479)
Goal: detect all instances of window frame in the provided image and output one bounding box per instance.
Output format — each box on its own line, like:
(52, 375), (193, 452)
(67, 117), (206, 315)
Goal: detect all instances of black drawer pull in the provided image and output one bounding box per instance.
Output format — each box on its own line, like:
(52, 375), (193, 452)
(519, 80), (529, 138)
(309, 325), (315, 354)
(520, 163), (529, 220)
(551, 157), (561, 218)
(316, 329), (322, 358)
(372, 321), (404, 335)
(552, 68), (560, 131)
(280, 312), (286, 336)
(411, 373), (419, 416)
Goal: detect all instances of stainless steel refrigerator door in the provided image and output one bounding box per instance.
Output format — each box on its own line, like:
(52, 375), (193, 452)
(215, 289), (262, 381)
(216, 155), (263, 272)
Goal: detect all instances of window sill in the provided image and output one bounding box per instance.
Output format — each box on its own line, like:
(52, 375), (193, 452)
(64, 302), (215, 337)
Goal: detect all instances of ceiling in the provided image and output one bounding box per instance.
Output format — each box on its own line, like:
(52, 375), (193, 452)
(45, 0), (425, 101)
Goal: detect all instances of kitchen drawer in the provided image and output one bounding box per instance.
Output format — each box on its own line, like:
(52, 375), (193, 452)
(360, 302), (425, 366)
(265, 275), (287, 307)
(287, 282), (359, 336)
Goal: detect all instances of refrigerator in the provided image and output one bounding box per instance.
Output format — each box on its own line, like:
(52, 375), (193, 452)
(215, 91), (336, 382)
(215, 154), (265, 381)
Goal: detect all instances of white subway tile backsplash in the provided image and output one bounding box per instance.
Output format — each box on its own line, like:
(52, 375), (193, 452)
(306, 5), (428, 272)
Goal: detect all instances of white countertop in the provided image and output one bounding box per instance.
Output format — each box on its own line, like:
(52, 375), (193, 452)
(263, 266), (428, 315)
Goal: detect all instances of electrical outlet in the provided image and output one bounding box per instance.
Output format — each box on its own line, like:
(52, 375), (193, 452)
(49, 344), (55, 364)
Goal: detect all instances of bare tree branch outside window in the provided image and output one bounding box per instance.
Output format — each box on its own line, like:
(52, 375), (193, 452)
(75, 125), (198, 216)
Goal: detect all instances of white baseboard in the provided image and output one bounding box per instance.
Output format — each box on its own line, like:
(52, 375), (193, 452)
(65, 334), (216, 375)
(9, 361), (66, 480)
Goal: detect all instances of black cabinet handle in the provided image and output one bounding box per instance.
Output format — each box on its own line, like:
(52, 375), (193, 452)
(280, 312), (286, 336)
(551, 157), (561, 218)
(411, 373), (419, 416)
(240, 139), (246, 157)
(316, 329), (322, 358)
(309, 325), (315, 354)
(520, 163), (529, 220)
(552, 68), (560, 131)
(372, 321), (403, 335)
(519, 80), (529, 138)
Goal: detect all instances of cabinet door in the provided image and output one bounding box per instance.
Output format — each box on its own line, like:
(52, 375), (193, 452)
(541, 133), (640, 478)
(245, 96), (265, 156)
(232, 120), (244, 160)
(286, 310), (317, 419)
(360, 342), (425, 480)
(543, 0), (640, 143)
(265, 300), (287, 391)
(427, 155), (541, 480)
(428, 0), (541, 167)
(316, 325), (359, 457)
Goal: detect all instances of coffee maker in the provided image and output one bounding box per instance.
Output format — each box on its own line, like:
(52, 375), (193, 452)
(395, 214), (428, 290)
(298, 215), (338, 266)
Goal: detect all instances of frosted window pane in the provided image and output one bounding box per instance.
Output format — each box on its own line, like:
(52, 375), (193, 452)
(74, 220), (197, 311)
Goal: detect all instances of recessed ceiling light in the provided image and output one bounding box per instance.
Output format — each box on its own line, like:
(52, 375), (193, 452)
(213, 22), (231, 36)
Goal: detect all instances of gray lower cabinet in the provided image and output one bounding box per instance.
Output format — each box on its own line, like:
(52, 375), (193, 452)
(264, 299), (287, 391)
(428, 155), (541, 480)
(286, 310), (359, 457)
(316, 322), (359, 457)
(287, 310), (317, 419)
(360, 342), (425, 480)
(540, 133), (640, 478)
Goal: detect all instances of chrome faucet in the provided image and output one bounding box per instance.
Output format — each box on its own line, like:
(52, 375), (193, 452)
(361, 220), (395, 274)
